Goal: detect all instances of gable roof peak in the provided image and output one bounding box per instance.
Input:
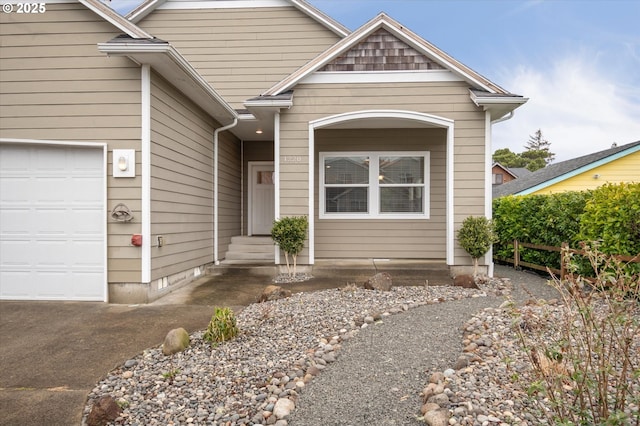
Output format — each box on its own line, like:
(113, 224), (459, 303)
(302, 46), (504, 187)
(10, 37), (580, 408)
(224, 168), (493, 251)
(80, 0), (152, 39)
(126, 0), (350, 37)
(264, 10), (511, 96)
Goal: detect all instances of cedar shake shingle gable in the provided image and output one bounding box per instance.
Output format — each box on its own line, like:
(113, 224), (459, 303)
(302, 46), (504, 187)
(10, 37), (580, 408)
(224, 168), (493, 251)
(320, 28), (446, 72)
(493, 140), (640, 198)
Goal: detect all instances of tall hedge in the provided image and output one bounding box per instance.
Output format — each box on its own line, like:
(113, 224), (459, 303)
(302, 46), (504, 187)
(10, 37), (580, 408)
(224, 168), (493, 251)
(493, 182), (639, 277)
(493, 191), (588, 269)
(577, 182), (640, 256)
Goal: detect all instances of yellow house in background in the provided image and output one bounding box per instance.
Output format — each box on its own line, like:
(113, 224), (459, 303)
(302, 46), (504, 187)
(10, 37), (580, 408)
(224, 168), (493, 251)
(493, 140), (640, 197)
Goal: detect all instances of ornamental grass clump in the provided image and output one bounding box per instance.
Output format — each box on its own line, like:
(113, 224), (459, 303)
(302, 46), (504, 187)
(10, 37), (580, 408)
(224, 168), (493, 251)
(511, 243), (640, 425)
(203, 307), (238, 346)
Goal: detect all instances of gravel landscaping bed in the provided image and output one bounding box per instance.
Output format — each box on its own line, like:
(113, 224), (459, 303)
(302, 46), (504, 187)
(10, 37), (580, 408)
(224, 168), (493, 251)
(83, 268), (638, 426)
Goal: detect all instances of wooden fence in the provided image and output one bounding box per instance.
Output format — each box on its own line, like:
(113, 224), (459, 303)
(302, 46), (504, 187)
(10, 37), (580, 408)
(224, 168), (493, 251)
(494, 240), (640, 279)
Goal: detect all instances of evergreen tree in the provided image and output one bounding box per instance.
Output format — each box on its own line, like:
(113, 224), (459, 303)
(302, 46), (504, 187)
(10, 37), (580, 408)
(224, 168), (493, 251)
(524, 129), (555, 167)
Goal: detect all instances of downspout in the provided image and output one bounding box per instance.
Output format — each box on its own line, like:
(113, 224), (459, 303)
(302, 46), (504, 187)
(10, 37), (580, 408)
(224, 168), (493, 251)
(213, 118), (238, 265)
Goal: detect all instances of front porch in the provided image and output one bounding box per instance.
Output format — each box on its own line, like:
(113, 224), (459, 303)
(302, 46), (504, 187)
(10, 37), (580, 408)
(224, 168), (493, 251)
(218, 239), (453, 285)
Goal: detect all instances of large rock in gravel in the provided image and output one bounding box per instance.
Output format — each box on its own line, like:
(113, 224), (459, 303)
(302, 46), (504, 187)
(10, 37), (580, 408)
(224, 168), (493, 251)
(364, 272), (392, 291)
(259, 285), (292, 302)
(273, 397), (295, 419)
(162, 327), (190, 356)
(423, 408), (450, 426)
(87, 395), (121, 426)
(453, 274), (479, 289)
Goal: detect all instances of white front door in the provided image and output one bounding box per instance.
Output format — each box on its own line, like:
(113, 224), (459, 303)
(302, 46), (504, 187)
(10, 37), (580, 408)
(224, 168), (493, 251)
(0, 143), (106, 301)
(249, 162), (275, 235)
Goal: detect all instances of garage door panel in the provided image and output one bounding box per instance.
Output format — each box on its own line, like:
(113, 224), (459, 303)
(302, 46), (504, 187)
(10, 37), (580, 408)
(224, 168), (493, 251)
(36, 271), (69, 299)
(0, 144), (106, 301)
(0, 272), (30, 299)
(70, 241), (104, 265)
(1, 177), (30, 202)
(0, 239), (31, 265)
(1, 209), (30, 233)
(71, 209), (103, 234)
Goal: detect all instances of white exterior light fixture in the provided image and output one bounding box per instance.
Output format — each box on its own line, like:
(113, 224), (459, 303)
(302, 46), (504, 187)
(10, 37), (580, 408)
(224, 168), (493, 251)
(113, 149), (135, 177)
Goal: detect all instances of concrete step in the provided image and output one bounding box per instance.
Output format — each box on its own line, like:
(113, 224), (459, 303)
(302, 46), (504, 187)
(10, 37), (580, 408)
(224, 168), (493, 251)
(230, 236), (272, 245)
(224, 236), (275, 264)
(225, 251), (274, 261)
(226, 244), (274, 254)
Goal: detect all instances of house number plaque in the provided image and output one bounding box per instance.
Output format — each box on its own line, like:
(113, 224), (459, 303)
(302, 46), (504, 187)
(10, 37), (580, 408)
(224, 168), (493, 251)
(282, 155), (303, 163)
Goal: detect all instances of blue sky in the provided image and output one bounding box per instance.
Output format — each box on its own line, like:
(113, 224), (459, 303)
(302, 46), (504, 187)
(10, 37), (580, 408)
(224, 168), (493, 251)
(112, 0), (640, 162)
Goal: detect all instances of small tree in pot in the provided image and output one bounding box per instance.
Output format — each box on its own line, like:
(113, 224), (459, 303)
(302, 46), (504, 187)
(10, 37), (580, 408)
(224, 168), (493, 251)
(457, 216), (496, 278)
(271, 216), (308, 277)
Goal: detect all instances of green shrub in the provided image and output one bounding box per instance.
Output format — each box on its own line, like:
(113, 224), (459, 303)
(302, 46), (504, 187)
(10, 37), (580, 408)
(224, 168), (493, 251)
(493, 183), (639, 278)
(493, 191), (588, 269)
(271, 216), (308, 276)
(203, 307), (238, 345)
(457, 216), (496, 276)
(578, 182), (640, 256)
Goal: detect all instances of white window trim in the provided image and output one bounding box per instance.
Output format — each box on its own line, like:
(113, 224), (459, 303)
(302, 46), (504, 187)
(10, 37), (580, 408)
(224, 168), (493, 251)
(319, 151), (430, 220)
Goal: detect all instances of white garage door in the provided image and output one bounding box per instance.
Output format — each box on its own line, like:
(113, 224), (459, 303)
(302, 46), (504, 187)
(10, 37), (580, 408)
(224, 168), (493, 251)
(0, 143), (106, 301)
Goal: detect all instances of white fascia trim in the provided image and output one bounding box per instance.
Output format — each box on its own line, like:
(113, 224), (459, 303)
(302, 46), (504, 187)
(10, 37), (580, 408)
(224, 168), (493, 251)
(158, 0), (287, 9)
(127, 0), (166, 23)
(517, 145), (640, 195)
(98, 42), (237, 120)
(141, 64), (152, 284)
(274, 112), (282, 265)
(100, 143), (109, 301)
(289, 0), (350, 37)
(310, 109), (454, 129)
(0, 138), (109, 300)
(301, 70), (462, 85)
(470, 91), (529, 107)
(0, 138), (105, 148)
(79, 0), (152, 39)
(244, 99), (294, 109)
(307, 119), (315, 265)
(446, 122), (455, 266)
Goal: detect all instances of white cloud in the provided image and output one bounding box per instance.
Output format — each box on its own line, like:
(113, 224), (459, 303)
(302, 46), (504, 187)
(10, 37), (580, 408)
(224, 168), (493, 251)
(492, 53), (640, 162)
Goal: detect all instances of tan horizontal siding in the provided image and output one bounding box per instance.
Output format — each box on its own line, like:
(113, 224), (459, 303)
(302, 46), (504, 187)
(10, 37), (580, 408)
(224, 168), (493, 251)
(0, 3), (143, 283)
(149, 72), (241, 277)
(150, 72), (214, 279)
(136, 6), (341, 108)
(278, 81), (487, 265)
(217, 131), (242, 255)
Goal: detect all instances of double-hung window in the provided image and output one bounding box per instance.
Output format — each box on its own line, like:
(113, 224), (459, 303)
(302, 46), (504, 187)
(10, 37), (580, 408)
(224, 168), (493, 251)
(320, 151), (429, 219)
